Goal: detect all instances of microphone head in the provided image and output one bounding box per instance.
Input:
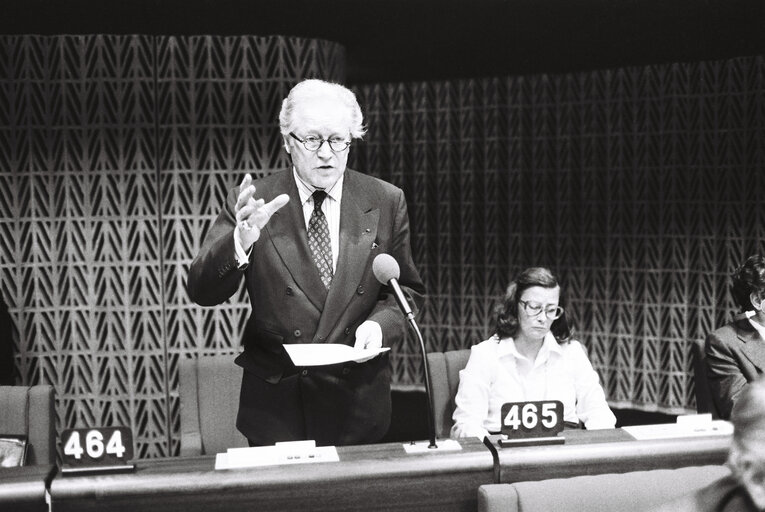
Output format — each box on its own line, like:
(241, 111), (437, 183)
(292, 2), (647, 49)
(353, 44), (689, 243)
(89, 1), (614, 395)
(373, 253), (400, 284)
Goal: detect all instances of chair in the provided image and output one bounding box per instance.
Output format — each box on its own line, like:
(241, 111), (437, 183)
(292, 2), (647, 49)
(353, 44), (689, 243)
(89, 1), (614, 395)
(691, 337), (720, 419)
(425, 349), (471, 439)
(477, 465), (730, 512)
(178, 354), (248, 456)
(0, 385), (56, 465)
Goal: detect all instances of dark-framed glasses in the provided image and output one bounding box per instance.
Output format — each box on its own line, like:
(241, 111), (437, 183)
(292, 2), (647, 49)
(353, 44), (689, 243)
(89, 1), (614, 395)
(519, 300), (564, 320)
(289, 132), (351, 152)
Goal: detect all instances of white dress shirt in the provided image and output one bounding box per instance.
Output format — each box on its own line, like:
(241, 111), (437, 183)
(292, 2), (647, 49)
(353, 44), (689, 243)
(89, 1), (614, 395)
(451, 333), (616, 439)
(235, 170), (343, 269)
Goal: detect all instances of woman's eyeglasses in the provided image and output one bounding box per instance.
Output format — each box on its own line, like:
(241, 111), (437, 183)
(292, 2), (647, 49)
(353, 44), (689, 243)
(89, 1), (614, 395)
(519, 300), (564, 320)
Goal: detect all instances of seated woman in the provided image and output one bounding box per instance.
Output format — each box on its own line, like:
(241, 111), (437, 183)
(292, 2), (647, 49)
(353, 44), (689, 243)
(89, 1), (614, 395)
(451, 267), (615, 439)
(706, 254), (765, 419)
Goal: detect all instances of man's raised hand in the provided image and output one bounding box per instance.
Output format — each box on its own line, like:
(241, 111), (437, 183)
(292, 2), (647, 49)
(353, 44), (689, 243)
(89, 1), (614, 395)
(235, 173), (290, 249)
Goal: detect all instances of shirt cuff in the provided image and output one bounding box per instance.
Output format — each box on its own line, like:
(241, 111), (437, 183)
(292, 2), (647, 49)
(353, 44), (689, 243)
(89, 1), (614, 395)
(233, 226), (252, 269)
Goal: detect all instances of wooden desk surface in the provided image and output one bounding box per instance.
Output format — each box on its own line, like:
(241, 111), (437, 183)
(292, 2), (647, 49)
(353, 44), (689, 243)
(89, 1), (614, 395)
(494, 428), (732, 483)
(49, 438), (495, 512)
(0, 464), (56, 512)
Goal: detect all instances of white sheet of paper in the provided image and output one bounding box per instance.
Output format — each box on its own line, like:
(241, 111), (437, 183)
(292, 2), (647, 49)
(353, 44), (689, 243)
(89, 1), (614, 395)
(284, 343), (390, 366)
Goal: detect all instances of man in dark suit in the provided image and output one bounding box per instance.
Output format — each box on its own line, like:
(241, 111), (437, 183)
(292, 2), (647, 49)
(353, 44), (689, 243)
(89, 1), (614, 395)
(187, 79), (425, 447)
(706, 255), (765, 419)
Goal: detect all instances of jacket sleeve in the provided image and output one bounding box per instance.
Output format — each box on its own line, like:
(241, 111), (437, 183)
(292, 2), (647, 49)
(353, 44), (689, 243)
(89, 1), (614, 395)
(705, 330), (746, 419)
(186, 187), (245, 306)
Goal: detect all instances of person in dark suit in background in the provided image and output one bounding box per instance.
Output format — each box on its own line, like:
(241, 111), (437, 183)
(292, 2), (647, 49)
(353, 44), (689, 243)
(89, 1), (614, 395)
(706, 255), (765, 419)
(187, 79), (425, 447)
(651, 375), (765, 511)
(0, 294), (15, 385)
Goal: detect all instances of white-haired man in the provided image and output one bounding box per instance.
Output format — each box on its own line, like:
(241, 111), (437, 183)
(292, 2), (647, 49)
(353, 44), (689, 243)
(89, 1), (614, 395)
(653, 375), (765, 511)
(188, 79), (425, 446)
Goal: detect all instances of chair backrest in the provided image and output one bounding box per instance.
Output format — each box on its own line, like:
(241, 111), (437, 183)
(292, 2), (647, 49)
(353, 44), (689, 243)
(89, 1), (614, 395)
(0, 385), (56, 465)
(426, 349), (471, 439)
(179, 354), (248, 456)
(478, 465), (731, 512)
(691, 337), (720, 419)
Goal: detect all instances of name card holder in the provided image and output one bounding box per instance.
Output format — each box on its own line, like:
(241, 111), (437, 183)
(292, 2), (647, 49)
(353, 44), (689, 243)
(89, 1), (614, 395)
(61, 427), (135, 475)
(497, 400), (565, 448)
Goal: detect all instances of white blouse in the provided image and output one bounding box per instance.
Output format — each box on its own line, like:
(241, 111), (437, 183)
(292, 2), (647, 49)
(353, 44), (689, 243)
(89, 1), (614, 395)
(451, 333), (616, 439)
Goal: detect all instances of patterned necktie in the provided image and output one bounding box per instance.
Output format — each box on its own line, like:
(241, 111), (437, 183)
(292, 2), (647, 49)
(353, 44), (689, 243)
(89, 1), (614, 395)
(308, 190), (333, 289)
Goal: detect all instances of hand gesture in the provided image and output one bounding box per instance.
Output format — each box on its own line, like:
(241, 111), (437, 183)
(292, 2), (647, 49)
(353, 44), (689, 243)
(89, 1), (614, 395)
(235, 174), (290, 250)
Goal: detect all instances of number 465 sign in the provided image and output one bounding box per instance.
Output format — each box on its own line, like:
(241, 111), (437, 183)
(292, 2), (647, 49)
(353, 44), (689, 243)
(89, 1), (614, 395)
(501, 400), (564, 439)
(61, 427), (134, 473)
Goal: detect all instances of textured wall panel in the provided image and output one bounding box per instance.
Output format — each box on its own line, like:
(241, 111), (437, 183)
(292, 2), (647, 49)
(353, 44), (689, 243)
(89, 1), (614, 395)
(352, 56), (765, 414)
(1, 34), (346, 457)
(0, 34), (165, 457)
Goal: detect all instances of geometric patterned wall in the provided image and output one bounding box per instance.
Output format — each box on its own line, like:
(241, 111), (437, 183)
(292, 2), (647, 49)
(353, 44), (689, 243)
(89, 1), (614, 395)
(0, 34), (345, 457)
(352, 55), (765, 415)
(2, 34), (763, 459)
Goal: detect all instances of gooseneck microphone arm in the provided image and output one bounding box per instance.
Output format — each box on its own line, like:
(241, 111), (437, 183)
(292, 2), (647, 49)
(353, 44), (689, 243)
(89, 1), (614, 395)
(373, 254), (437, 449)
(408, 313), (437, 449)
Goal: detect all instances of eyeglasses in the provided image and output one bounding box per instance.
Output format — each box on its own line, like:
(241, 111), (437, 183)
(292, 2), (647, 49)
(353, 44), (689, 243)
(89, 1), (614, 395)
(519, 300), (564, 320)
(289, 132), (351, 152)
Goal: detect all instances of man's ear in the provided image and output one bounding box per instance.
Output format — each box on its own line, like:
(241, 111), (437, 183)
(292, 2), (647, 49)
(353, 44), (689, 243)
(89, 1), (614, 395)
(751, 292), (763, 311)
(282, 135), (291, 154)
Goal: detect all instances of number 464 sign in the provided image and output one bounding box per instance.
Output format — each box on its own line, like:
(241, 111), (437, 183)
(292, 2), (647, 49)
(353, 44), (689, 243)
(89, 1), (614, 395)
(61, 427), (134, 474)
(500, 400), (564, 442)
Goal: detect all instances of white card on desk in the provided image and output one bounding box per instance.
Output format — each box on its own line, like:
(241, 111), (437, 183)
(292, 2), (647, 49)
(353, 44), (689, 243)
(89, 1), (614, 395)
(215, 440), (339, 470)
(623, 419), (733, 440)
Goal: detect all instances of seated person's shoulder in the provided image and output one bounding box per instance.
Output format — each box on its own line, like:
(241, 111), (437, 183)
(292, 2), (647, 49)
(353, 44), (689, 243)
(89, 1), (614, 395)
(464, 337), (501, 364)
(558, 338), (588, 358)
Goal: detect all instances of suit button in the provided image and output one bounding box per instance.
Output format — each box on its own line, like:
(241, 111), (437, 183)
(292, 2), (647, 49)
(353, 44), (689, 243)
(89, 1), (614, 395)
(317, 335), (324, 341)
(301, 369), (309, 377)
(294, 330), (301, 338)
(342, 367), (350, 375)
(357, 285), (365, 295)
(344, 327), (351, 335)
(286, 287), (294, 296)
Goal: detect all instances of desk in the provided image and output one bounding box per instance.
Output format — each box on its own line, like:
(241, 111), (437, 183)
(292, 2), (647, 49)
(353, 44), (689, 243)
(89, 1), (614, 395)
(492, 428), (731, 483)
(0, 464), (56, 512)
(49, 438), (495, 512)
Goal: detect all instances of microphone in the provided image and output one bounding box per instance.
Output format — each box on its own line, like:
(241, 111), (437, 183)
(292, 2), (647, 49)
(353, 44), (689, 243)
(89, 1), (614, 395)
(373, 254), (437, 449)
(372, 254), (414, 320)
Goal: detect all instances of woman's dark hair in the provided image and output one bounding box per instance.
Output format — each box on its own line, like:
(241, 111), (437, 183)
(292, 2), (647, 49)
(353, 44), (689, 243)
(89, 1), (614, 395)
(493, 267), (574, 343)
(731, 255), (765, 312)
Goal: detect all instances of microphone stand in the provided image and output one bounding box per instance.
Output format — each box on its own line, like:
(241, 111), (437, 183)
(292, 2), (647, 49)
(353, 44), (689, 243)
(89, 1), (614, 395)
(407, 317), (437, 449)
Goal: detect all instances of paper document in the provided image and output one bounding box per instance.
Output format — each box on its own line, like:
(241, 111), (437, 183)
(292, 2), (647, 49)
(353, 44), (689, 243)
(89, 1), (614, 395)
(284, 343), (390, 366)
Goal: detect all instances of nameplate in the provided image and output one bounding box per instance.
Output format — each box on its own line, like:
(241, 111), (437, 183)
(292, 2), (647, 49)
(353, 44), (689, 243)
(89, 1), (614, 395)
(501, 400), (565, 440)
(215, 440), (339, 470)
(61, 426), (135, 474)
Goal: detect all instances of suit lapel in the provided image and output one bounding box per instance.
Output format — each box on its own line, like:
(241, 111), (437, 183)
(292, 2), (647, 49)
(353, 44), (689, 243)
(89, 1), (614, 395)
(735, 317), (765, 372)
(315, 171), (379, 341)
(264, 172), (327, 312)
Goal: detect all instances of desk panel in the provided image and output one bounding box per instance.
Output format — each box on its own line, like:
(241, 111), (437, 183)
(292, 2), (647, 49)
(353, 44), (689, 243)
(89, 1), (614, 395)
(0, 465), (56, 512)
(50, 439), (495, 512)
(494, 429), (731, 483)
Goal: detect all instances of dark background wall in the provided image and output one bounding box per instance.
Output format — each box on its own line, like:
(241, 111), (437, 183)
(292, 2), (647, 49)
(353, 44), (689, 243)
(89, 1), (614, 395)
(3, 0), (765, 83)
(2, 1), (765, 455)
